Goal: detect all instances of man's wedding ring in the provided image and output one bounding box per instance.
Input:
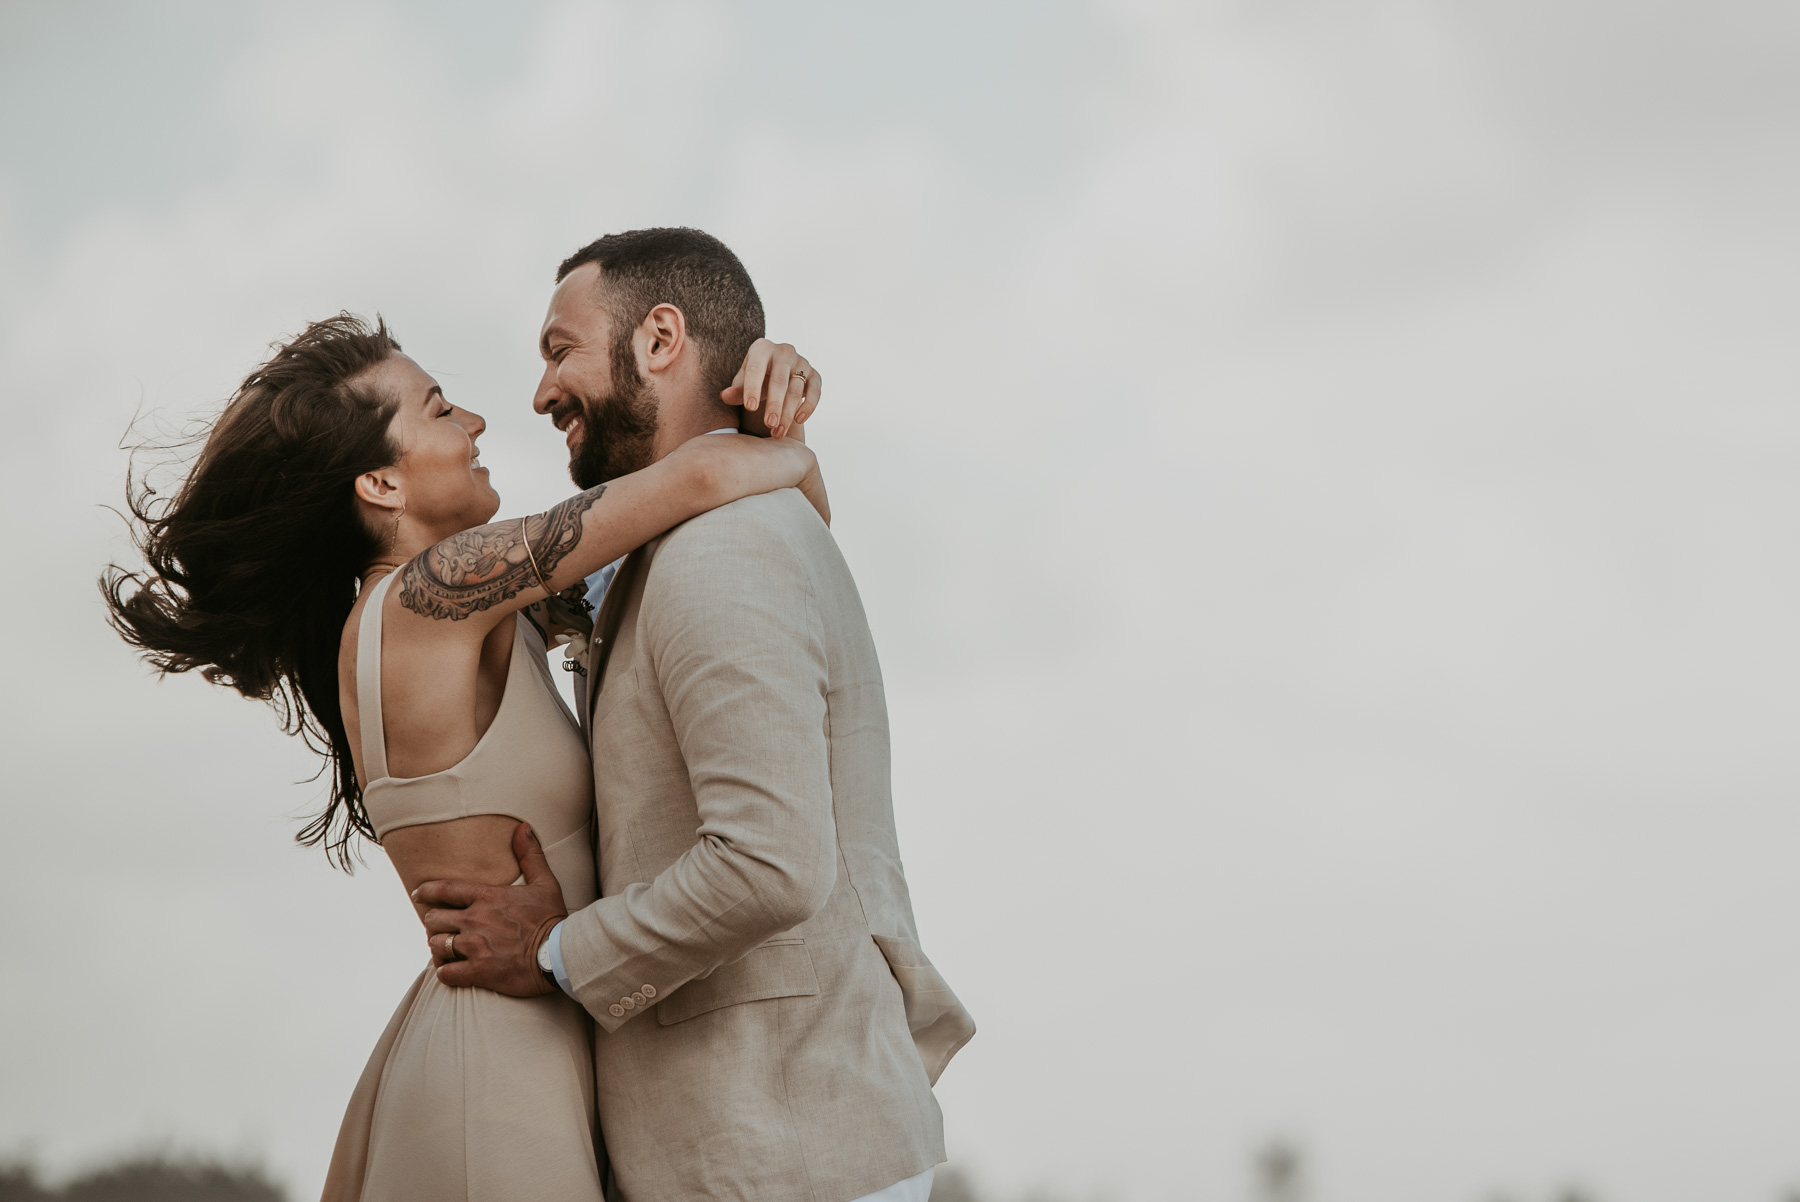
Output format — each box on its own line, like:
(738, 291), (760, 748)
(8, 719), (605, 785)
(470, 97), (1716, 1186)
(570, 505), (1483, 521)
(444, 933), (456, 961)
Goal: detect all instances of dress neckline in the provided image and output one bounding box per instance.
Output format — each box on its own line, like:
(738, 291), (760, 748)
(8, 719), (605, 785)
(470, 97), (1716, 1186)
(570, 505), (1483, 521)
(356, 570), (528, 788)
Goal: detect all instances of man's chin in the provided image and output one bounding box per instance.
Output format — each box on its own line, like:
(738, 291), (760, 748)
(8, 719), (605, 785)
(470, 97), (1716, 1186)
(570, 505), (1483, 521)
(566, 390), (656, 488)
(568, 440), (610, 491)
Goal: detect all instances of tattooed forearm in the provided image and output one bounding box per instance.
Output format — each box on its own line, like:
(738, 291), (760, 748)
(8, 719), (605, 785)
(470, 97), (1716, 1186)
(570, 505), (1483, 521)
(396, 485), (606, 621)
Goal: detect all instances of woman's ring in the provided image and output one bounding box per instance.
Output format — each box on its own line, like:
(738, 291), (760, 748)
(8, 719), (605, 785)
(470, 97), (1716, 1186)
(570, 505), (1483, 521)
(791, 368), (808, 381)
(444, 933), (457, 961)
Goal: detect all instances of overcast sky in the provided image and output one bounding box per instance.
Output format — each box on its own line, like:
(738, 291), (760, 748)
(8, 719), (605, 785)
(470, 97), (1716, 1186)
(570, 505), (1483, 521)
(2, 2), (1798, 1200)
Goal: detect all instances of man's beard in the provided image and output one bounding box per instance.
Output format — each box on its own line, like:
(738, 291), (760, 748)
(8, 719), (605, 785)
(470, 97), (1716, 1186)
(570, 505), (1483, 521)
(568, 339), (659, 489)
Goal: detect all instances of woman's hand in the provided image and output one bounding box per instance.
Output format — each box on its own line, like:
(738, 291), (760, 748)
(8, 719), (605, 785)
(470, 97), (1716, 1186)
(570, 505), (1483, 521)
(722, 339), (819, 440)
(666, 431), (826, 523)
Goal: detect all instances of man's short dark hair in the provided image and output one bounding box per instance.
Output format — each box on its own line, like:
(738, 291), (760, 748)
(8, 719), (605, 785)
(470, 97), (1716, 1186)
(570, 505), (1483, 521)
(557, 228), (765, 399)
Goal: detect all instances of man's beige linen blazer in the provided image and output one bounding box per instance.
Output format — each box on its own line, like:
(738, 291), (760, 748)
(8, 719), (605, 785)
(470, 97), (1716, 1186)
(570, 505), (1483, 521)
(559, 487), (974, 1202)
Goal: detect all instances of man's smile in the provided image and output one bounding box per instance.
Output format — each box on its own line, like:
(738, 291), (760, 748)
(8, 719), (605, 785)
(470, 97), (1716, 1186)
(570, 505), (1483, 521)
(551, 403), (584, 450)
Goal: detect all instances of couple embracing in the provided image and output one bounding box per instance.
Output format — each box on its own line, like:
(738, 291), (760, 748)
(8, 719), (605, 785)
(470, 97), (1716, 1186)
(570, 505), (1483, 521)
(105, 227), (974, 1201)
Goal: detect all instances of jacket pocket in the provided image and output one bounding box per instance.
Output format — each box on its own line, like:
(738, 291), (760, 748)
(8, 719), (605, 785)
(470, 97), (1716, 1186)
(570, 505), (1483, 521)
(655, 939), (820, 1026)
(590, 667), (640, 729)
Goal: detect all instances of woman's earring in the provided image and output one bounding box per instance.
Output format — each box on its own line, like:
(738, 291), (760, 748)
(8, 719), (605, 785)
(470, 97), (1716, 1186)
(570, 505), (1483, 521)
(388, 504), (406, 552)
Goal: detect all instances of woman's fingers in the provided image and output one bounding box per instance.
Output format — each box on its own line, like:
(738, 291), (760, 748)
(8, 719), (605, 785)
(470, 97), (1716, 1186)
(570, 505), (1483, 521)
(756, 344), (795, 431)
(721, 340), (815, 436)
(739, 339), (775, 413)
(720, 356), (748, 408)
(776, 359), (807, 438)
(783, 359), (817, 438)
(792, 367), (822, 429)
(758, 347), (797, 437)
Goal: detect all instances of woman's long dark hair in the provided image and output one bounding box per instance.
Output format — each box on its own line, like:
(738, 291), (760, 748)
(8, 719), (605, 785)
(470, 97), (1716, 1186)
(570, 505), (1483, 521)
(102, 314), (403, 868)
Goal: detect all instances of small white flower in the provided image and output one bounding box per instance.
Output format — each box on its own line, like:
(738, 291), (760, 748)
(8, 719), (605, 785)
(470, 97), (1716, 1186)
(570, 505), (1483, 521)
(561, 633), (590, 662)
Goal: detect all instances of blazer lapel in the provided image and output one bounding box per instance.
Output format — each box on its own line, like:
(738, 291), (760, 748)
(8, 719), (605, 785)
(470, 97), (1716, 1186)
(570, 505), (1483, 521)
(585, 548), (645, 725)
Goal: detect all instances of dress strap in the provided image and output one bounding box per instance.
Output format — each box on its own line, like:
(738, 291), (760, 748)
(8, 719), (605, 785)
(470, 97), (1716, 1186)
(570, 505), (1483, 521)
(356, 571), (397, 783)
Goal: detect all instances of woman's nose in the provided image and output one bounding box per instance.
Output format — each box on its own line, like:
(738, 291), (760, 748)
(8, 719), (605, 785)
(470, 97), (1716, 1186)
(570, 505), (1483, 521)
(458, 409), (487, 438)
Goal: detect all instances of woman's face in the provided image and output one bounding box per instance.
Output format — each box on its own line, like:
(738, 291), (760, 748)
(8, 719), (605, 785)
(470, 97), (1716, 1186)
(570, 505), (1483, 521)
(367, 353), (499, 536)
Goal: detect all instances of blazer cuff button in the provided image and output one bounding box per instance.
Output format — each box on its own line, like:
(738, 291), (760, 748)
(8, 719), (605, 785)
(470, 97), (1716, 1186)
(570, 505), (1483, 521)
(608, 1004), (625, 1018)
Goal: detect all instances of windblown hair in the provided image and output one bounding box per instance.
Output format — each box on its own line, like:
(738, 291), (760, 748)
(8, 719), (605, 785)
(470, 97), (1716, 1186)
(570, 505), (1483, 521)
(557, 227), (766, 400)
(101, 314), (404, 868)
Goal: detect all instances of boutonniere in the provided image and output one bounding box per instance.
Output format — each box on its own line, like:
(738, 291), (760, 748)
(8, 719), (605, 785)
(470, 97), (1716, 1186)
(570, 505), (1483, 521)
(544, 585), (595, 675)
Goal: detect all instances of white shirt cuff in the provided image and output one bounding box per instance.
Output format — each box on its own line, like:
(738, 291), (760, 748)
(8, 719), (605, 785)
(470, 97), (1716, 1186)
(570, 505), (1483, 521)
(546, 919), (575, 998)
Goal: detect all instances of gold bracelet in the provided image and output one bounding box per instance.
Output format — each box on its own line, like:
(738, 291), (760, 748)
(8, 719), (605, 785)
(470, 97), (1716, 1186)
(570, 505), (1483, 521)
(520, 517), (551, 593)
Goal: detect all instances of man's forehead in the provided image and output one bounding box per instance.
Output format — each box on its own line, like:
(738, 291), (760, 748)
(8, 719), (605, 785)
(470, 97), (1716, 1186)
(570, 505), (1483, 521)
(541, 263), (606, 336)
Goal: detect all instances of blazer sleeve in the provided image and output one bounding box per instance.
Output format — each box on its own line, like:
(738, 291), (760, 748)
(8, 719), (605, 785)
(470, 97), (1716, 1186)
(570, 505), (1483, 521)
(556, 492), (839, 1031)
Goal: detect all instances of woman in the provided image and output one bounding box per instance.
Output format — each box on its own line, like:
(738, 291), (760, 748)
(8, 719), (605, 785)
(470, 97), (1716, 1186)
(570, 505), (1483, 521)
(102, 313), (826, 1200)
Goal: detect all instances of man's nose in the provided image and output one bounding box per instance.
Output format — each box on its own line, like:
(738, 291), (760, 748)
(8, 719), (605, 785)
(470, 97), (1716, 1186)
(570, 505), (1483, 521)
(532, 368), (560, 415)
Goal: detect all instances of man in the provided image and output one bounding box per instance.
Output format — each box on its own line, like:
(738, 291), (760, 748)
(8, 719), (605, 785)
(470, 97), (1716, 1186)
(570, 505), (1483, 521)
(415, 228), (974, 1202)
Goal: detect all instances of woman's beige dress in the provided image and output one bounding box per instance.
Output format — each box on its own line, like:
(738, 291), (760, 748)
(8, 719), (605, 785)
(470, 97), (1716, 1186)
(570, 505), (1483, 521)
(321, 570), (604, 1201)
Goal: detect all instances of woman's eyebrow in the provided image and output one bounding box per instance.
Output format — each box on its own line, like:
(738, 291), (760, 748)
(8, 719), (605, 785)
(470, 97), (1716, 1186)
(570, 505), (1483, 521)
(422, 385), (445, 408)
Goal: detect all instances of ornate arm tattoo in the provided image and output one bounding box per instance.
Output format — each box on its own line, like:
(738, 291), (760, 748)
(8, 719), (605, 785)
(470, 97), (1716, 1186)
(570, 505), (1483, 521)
(397, 485), (606, 621)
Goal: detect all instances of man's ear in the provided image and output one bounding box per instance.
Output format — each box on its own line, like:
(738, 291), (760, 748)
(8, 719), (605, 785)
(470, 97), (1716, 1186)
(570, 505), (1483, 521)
(639, 303), (688, 375)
